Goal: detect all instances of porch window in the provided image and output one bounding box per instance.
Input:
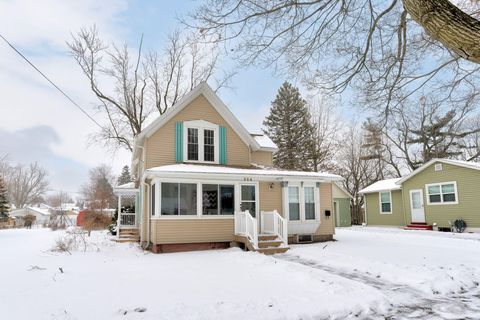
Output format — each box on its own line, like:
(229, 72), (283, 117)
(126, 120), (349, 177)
(379, 191), (391, 213)
(202, 184), (235, 215)
(240, 185), (256, 217)
(304, 187), (315, 220)
(288, 186), (300, 221)
(151, 184), (156, 216)
(426, 182), (457, 204)
(187, 128), (199, 161)
(160, 183), (197, 215)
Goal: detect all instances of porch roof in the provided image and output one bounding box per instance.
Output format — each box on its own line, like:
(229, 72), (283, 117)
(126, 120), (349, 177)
(145, 164), (343, 182)
(114, 182), (139, 195)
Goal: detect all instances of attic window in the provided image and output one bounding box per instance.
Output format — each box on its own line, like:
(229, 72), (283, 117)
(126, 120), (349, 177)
(434, 163), (443, 172)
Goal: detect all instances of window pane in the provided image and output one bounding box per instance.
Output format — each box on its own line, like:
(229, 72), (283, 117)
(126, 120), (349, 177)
(241, 185), (256, 201)
(289, 203), (300, 220)
(180, 184), (197, 215)
(305, 203), (315, 220)
(381, 203), (391, 212)
(441, 184), (455, 193)
(428, 185), (440, 194)
(443, 193), (456, 202)
(429, 194), (441, 203)
(202, 184), (218, 215)
(204, 129), (215, 162)
(151, 184), (156, 216)
(187, 128), (198, 160)
(241, 201), (256, 217)
(380, 192), (390, 203)
(161, 183), (178, 215)
(411, 192), (421, 209)
(304, 187), (314, 203)
(288, 187), (299, 203)
(220, 185), (234, 215)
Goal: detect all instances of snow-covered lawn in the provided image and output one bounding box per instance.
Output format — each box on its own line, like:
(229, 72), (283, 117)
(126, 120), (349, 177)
(1, 227), (480, 319)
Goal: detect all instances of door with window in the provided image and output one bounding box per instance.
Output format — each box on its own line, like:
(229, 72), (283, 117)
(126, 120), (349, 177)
(410, 189), (425, 223)
(240, 184), (257, 217)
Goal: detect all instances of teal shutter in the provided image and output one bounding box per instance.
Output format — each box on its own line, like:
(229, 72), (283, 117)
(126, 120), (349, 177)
(175, 122), (183, 163)
(219, 126), (227, 165)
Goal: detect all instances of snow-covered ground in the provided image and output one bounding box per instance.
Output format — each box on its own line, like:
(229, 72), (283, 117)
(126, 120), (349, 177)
(1, 227), (480, 319)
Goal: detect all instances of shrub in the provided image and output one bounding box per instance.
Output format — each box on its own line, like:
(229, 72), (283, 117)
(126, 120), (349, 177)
(83, 211), (111, 236)
(23, 214), (36, 229)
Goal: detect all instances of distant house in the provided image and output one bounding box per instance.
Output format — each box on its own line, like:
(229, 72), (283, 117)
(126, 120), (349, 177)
(114, 82), (343, 253)
(10, 206), (51, 226)
(360, 159), (480, 231)
(332, 183), (352, 227)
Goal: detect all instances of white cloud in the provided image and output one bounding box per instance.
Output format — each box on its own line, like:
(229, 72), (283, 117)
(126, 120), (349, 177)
(0, 0), (132, 192)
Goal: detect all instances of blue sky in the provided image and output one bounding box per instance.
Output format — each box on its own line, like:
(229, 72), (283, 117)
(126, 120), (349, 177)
(0, 0), (345, 198)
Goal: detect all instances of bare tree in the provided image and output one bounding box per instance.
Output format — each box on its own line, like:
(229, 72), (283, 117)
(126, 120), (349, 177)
(2, 162), (49, 209)
(383, 97), (480, 170)
(81, 165), (115, 212)
(189, 1), (480, 117)
(308, 97), (340, 172)
(47, 191), (71, 209)
(68, 26), (234, 152)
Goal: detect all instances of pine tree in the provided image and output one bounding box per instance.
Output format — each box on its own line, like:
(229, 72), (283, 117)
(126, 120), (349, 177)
(263, 82), (316, 171)
(117, 165), (132, 186)
(0, 176), (10, 220)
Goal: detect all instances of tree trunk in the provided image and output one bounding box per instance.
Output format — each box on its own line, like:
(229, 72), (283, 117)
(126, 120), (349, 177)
(403, 0), (480, 63)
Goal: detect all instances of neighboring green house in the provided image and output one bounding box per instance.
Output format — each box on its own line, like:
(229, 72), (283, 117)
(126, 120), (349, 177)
(332, 183), (352, 227)
(359, 159), (480, 231)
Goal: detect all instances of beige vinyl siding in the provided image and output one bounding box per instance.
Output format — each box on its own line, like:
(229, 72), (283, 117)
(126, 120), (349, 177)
(150, 219), (234, 244)
(402, 162), (480, 228)
(259, 182), (283, 216)
(315, 183), (335, 236)
(251, 151), (273, 166)
(332, 183), (349, 199)
(145, 94), (251, 169)
(365, 190), (405, 226)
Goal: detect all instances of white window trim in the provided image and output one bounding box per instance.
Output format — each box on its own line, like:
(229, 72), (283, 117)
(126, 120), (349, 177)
(378, 191), (392, 215)
(286, 182), (321, 223)
(151, 178), (258, 220)
(183, 120), (219, 164)
(425, 181), (459, 205)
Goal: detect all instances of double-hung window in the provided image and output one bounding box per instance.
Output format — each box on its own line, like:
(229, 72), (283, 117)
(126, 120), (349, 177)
(379, 191), (392, 214)
(184, 121), (219, 163)
(426, 182), (457, 204)
(288, 185), (317, 221)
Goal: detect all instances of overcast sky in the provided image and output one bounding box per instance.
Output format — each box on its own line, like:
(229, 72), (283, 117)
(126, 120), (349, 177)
(0, 1), (301, 198)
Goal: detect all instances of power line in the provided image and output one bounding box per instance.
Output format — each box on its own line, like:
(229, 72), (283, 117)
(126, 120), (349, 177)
(0, 33), (103, 129)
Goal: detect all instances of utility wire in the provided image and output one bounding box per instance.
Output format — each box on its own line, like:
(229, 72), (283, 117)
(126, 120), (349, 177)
(0, 33), (103, 129)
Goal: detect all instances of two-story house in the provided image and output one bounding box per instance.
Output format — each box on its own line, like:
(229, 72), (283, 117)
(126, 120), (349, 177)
(114, 82), (342, 254)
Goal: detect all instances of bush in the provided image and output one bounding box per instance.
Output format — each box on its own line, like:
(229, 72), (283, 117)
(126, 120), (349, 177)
(83, 211), (111, 236)
(23, 214), (36, 229)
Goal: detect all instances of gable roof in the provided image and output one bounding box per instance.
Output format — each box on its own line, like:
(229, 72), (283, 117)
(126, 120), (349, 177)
(333, 182), (353, 198)
(396, 158), (480, 184)
(359, 178), (402, 194)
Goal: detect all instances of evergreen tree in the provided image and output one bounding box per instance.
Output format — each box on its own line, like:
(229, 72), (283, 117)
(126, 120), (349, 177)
(263, 82), (316, 171)
(0, 176), (10, 220)
(117, 165), (132, 185)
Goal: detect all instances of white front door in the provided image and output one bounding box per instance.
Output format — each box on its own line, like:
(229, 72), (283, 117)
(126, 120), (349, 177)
(410, 189), (425, 223)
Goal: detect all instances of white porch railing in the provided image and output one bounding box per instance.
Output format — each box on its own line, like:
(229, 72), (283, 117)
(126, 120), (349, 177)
(119, 213), (136, 227)
(261, 210), (288, 246)
(234, 210), (258, 249)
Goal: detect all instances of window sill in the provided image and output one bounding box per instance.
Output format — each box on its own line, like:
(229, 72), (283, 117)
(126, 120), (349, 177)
(426, 202), (458, 206)
(380, 212), (393, 215)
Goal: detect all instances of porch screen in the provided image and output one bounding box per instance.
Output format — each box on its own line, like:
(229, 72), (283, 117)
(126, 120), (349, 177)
(161, 183), (197, 215)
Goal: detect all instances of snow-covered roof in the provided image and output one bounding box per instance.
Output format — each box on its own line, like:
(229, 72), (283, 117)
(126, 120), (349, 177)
(251, 134), (278, 152)
(114, 182), (139, 194)
(146, 164), (343, 181)
(116, 182), (135, 189)
(359, 178), (402, 194)
(11, 207), (50, 216)
(397, 158), (480, 184)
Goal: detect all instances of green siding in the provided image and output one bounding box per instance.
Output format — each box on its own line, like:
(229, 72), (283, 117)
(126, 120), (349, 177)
(402, 161), (480, 228)
(334, 198), (351, 227)
(219, 126), (227, 165)
(175, 122), (183, 163)
(365, 190), (405, 226)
